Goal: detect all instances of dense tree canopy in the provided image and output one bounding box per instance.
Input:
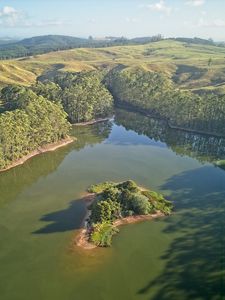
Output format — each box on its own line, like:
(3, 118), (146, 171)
(32, 72), (114, 123)
(55, 72), (113, 123)
(0, 70), (114, 170)
(0, 87), (70, 170)
(32, 81), (62, 104)
(1, 85), (37, 111)
(105, 67), (225, 136)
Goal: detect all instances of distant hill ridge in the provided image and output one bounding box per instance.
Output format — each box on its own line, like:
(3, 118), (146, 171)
(0, 34), (223, 60)
(0, 35), (89, 59)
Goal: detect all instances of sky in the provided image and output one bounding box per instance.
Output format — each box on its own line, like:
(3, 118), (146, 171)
(0, 0), (225, 40)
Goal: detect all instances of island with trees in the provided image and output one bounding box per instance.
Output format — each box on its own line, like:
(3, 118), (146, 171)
(76, 180), (173, 249)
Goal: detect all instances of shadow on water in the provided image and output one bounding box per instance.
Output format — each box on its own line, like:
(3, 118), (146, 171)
(31, 122), (113, 234)
(33, 199), (86, 234)
(138, 166), (225, 300)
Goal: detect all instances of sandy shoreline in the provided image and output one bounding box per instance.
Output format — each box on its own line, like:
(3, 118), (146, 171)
(0, 136), (75, 173)
(73, 118), (110, 126)
(75, 192), (166, 250)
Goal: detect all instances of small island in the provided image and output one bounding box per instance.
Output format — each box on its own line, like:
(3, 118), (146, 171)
(76, 180), (173, 249)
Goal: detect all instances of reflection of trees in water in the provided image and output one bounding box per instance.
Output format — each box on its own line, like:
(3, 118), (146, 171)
(115, 109), (225, 163)
(0, 121), (112, 206)
(0, 149), (70, 206)
(138, 166), (225, 300)
(71, 121), (112, 151)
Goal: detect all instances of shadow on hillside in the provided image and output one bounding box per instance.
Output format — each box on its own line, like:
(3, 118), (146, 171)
(138, 166), (225, 300)
(33, 198), (86, 234)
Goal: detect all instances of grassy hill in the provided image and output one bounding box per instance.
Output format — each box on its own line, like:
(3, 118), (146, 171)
(1, 39), (225, 93)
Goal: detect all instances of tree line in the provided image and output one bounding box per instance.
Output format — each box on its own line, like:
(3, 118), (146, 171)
(105, 66), (225, 136)
(1, 66), (225, 170)
(0, 87), (70, 169)
(0, 71), (113, 170)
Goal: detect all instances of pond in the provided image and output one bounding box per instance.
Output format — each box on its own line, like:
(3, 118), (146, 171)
(0, 109), (224, 300)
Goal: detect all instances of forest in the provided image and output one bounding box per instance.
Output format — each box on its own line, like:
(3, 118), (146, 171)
(0, 87), (70, 170)
(105, 67), (225, 136)
(0, 71), (114, 170)
(1, 64), (225, 170)
(32, 71), (113, 123)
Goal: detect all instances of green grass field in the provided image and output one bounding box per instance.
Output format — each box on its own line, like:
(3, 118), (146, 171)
(1, 40), (225, 93)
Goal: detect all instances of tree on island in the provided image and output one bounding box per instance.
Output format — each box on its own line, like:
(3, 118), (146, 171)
(85, 180), (173, 247)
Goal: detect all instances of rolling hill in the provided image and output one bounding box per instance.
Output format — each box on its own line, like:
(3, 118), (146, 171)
(0, 39), (225, 93)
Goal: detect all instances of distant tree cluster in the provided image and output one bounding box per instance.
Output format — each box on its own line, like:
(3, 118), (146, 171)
(0, 34), (164, 60)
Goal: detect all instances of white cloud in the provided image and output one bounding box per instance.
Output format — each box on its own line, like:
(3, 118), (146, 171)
(125, 17), (139, 23)
(0, 6), (26, 27)
(198, 18), (225, 27)
(142, 1), (172, 16)
(35, 20), (70, 27)
(87, 18), (96, 24)
(186, 0), (205, 7)
(0, 6), (68, 28)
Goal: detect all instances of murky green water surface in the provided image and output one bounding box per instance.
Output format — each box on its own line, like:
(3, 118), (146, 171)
(0, 109), (224, 300)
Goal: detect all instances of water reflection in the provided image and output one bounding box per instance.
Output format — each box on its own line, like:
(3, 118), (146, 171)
(0, 121), (112, 206)
(114, 109), (225, 164)
(1, 109), (225, 207)
(71, 120), (112, 150)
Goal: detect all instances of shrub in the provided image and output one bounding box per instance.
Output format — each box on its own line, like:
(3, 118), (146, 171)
(87, 181), (115, 193)
(141, 190), (173, 215)
(90, 222), (119, 247)
(117, 180), (138, 192)
(102, 187), (121, 202)
(130, 193), (153, 215)
(91, 199), (121, 223)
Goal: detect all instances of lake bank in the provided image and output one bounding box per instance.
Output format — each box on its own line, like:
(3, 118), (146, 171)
(0, 136), (75, 173)
(116, 102), (225, 138)
(73, 118), (111, 126)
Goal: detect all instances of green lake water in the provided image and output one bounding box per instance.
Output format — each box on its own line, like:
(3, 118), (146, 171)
(0, 109), (224, 300)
